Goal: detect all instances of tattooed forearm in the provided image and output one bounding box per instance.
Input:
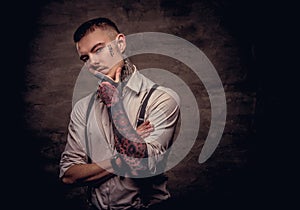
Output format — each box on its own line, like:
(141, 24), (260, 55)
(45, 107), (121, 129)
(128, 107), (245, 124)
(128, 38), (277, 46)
(98, 82), (148, 171)
(111, 102), (148, 155)
(109, 101), (148, 171)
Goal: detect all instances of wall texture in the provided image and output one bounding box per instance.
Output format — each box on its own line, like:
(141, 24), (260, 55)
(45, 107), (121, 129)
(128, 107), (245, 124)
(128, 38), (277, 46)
(14, 0), (288, 209)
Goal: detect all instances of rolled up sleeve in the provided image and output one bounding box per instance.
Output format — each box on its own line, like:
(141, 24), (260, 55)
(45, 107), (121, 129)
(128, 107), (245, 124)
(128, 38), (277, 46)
(59, 100), (88, 178)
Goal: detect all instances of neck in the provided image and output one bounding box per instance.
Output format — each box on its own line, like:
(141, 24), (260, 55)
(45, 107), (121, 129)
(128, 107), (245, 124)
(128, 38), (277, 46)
(121, 58), (135, 82)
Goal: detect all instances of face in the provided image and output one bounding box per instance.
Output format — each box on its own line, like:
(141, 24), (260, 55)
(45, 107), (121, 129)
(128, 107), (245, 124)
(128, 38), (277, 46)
(76, 28), (126, 80)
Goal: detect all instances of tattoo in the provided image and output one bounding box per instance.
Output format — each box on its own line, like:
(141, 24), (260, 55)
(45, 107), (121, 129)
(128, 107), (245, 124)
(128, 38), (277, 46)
(107, 44), (114, 57)
(111, 102), (148, 171)
(98, 83), (148, 172)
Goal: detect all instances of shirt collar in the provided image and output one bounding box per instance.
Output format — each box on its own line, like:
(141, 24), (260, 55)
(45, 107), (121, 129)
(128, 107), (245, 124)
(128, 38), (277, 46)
(124, 65), (143, 95)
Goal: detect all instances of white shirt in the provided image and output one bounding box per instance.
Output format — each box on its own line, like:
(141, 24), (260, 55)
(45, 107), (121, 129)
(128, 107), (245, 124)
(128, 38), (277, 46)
(59, 69), (180, 209)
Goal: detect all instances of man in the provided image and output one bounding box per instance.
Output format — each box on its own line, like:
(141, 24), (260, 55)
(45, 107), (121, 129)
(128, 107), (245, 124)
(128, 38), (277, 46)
(59, 17), (180, 210)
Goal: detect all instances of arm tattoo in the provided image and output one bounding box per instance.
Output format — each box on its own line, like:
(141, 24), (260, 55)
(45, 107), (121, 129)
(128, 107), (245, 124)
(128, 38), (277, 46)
(98, 83), (148, 172)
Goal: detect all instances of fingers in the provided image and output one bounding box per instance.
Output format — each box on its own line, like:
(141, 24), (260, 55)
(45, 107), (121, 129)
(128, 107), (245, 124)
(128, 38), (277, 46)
(137, 120), (150, 128)
(99, 81), (113, 87)
(140, 133), (149, 139)
(99, 81), (108, 87)
(136, 120), (151, 131)
(99, 66), (121, 87)
(136, 120), (154, 139)
(140, 129), (153, 139)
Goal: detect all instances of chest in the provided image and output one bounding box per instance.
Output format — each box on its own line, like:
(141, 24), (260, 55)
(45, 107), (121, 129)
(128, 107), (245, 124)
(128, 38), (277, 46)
(87, 91), (147, 160)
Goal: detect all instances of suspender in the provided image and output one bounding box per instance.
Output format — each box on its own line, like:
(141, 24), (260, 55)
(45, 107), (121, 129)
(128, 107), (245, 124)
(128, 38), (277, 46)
(136, 84), (159, 127)
(85, 92), (97, 163)
(84, 84), (159, 162)
(84, 84), (159, 204)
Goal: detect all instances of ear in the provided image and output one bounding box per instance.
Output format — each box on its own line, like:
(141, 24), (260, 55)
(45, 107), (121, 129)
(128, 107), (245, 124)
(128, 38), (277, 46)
(116, 33), (126, 53)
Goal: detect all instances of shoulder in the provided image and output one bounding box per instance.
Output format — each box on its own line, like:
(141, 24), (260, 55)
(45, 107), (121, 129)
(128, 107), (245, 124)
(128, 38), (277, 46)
(138, 72), (180, 106)
(71, 92), (96, 122)
(155, 85), (180, 107)
(145, 84), (181, 113)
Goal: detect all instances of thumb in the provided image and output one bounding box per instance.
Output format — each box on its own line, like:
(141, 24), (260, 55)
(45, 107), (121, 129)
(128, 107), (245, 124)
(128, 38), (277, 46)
(114, 67), (122, 83)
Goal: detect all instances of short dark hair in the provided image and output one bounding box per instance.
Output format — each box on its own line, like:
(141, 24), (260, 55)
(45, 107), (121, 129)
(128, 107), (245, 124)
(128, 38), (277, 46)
(73, 17), (120, 43)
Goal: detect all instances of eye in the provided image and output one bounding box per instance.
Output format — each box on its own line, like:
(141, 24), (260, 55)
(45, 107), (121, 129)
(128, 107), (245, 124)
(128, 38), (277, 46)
(80, 55), (89, 63)
(95, 47), (104, 54)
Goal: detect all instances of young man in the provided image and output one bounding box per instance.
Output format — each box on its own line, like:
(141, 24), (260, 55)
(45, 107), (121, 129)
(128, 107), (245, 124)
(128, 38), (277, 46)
(59, 17), (180, 210)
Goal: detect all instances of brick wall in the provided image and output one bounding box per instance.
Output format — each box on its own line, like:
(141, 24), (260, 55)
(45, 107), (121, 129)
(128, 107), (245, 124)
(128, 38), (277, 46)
(20, 0), (264, 209)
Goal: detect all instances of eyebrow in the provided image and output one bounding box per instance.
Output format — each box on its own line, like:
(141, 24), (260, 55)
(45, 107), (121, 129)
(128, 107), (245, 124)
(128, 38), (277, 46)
(90, 42), (105, 52)
(79, 42), (105, 61)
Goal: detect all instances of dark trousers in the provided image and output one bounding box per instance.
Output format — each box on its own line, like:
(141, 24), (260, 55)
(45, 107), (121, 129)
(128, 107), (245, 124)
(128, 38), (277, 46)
(132, 199), (173, 210)
(87, 199), (173, 210)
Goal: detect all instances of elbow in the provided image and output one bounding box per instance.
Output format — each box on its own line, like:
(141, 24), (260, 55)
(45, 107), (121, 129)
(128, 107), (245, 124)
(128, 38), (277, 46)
(61, 175), (75, 185)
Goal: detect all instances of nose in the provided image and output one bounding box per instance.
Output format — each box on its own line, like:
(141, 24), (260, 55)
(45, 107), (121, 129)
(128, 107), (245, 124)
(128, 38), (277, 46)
(89, 53), (101, 66)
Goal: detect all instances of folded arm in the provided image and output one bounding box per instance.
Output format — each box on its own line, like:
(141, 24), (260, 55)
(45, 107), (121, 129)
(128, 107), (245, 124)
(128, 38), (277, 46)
(98, 80), (180, 176)
(59, 97), (153, 185)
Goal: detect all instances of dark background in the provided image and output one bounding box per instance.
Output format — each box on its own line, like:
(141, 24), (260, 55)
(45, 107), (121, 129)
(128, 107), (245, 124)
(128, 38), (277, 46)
(5, 0), (297, 209)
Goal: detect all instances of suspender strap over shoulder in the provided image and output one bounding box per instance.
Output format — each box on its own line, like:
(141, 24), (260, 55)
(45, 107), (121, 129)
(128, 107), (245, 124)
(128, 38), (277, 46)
(85, 92), (97, 163)
(136, 84), (159, 127)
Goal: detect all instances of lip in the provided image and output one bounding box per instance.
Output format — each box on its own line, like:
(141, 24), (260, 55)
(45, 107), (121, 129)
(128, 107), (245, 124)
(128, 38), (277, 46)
(97, 67), (108, 71)
(88, 64), (107, 71)
(86, 65), (110, 75)
(97, 68), (110, 76)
